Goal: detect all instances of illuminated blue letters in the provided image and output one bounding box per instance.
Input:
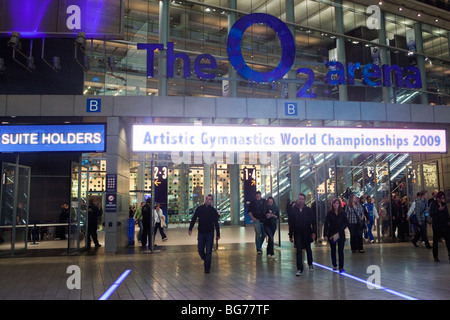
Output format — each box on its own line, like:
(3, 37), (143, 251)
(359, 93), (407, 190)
(227, 13), (295, 83)
(137, 13), (422, 93)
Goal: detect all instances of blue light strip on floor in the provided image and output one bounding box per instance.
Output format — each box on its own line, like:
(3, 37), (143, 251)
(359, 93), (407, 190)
(98, 269), (132, 300)
(312, 262), (419, 301)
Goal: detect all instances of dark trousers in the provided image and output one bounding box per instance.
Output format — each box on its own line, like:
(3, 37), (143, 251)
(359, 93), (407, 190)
(87, 222), (99, 247)
(432, 227), (450, 259)
(330, 237), (345, 269)
(198, 231), (214, 272)
(141, 220), (152, 248)
(154, 222), (167, 240)
(412, 222), (431, 247)
(349, 224), (363, 251)
(264, 223), (277, 256)
(294, 235), (313, 271)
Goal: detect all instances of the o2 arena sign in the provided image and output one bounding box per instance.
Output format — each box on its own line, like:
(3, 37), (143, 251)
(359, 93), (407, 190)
(138, 13), (422, 98)
(133, 125), (446, 154)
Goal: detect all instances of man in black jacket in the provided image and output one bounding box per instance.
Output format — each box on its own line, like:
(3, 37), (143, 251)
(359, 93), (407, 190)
(87, 199), (102, 249)
(248, 191), (266, 254)
(189, 194), (220, 273)
(288, 193), (317, 276)
(141, 197), (152, 249)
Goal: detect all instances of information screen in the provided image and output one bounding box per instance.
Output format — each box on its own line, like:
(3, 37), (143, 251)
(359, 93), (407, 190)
(132, 124), (447, 154)
(0, 124), (106, 152)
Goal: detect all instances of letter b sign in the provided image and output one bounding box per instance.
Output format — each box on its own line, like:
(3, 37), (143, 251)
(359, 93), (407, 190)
(285, 102), (298, 116)
(87, 99), (101, 113)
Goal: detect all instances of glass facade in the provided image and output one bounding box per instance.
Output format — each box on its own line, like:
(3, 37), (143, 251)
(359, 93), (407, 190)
(82, 0), (450, 105)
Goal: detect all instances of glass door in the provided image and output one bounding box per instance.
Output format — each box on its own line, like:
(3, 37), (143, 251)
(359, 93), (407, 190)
(68, 162), (89, 254)
(375, 162), (391, 240)
(0, 163), (30, 256)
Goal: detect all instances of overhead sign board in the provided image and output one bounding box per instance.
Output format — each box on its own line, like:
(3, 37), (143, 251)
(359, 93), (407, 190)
(132, 125), (447, 154)
(0, 0), (123, 37)
(0, 124), (106, 152)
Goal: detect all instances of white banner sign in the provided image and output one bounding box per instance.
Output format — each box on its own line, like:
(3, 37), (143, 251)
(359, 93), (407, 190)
(132, 125), (447, 154)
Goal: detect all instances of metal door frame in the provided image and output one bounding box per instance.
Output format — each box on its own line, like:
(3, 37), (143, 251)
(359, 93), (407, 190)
(0, 162), (31, 256)
(68, 162), (89, 254)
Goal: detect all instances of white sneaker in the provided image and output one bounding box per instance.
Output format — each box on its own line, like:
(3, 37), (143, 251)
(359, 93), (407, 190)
(296, 270), (303, 276)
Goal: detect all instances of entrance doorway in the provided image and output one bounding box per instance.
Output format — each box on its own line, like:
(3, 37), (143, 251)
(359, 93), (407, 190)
(129, 151), (440, 246)
(0, 162), (31, 256)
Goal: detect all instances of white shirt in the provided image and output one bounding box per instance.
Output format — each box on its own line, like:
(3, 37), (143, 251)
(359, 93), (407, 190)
(154, 208), (164, 224)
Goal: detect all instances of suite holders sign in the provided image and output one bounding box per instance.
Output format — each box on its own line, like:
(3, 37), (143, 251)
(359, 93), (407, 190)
(0, 124), (106, 152)
(133, 125), (446, 154)
(138, 13), (422, 97)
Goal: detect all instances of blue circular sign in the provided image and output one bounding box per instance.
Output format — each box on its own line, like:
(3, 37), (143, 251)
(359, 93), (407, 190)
(227, 13), (296, 83)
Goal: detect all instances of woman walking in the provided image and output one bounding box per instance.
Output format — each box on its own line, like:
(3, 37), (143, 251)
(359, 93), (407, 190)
(346, 194), (366, 253)
(324, 198), (348, 272)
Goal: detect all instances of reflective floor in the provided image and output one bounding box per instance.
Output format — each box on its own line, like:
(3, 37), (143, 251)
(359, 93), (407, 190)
(0, 225), (449, 301)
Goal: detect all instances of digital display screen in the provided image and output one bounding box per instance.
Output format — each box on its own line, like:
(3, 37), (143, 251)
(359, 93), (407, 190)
(132, 125), (447, 154)
(0, 124), (106, 152)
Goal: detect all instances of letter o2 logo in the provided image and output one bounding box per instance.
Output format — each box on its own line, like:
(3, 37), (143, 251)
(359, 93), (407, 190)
(227, 13), (296, 83)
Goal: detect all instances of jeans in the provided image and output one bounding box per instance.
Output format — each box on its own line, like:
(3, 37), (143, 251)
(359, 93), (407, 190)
(264, 223), (277, 256)
(412, 222), (431, 247)
(364, 220), (374, 241)
(294, 235), (313, 271)
(253, 219), (266, 252)
(137, 220), (143, 242)
(198, 232), (214, 272)
(154, 222), (167, 240)
(330, 237), (345, 269)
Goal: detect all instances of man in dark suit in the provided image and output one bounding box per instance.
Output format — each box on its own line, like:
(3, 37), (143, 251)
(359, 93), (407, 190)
(141, 197), (152, 250)
(288, 193), (317, 276)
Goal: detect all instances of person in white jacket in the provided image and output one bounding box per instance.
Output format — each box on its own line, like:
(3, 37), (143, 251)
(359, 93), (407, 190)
(363, 195), (379, 243)
(154, 203), (168, 242)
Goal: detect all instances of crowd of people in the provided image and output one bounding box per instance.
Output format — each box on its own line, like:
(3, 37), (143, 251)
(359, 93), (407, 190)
(247, 188), (450, 276)
(133, 187), (450, 275)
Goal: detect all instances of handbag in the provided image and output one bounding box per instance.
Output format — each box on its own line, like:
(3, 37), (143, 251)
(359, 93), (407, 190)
(330, 232), (340, 243)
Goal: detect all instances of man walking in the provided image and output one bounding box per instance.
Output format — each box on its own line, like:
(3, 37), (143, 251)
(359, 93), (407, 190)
(248, 191), (266, 254)
(288, 193), (317, 276)
(141, 197), (153, 250)
(87, 198), (102, 249)
(189, 194), (220, 273)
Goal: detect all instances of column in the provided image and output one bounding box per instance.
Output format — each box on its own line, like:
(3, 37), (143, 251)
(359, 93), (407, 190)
(414, 22), (428, 105)
(203, 163), (211, 196)
(335, 0), (348, 101)
(290, 153), (300, 201)
(448, 32), (450, 59)
(228, 0), (238, 97)
(158, 0), (170, 96)
(285, 0), (297, 99)
(229, 157), (240, 225)
(136, 153), (146, 205)
(379, 10), (392, 103)
(105, 117), (131, 254)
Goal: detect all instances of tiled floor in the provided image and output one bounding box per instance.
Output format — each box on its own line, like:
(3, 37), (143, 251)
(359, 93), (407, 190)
(0, 224), (449, 301)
